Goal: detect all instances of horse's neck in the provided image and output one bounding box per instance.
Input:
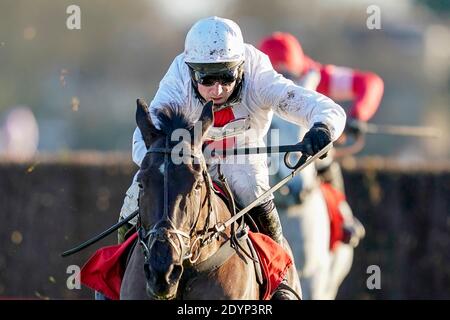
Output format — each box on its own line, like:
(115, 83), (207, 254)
(194, 192), (233, 263)
(213, 188), (239, 234)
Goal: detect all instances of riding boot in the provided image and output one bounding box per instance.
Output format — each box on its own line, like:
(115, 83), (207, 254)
(249, 200), (301, 299)
(117, 180), (140, 244)
(248, 199), (283, 245)
(117, 218), (134, 244)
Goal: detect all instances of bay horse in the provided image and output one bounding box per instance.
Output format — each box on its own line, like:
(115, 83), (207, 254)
(120, 99), (301, 299)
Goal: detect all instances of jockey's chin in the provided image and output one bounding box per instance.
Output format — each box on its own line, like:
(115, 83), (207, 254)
(210, 97), (227, 105)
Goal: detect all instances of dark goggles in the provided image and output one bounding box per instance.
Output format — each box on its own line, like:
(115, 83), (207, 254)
(192, 68), (239, 87)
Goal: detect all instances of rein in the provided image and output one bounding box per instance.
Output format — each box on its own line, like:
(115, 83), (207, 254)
(61, 141), (332, 257)
(202, 142), (333, 242)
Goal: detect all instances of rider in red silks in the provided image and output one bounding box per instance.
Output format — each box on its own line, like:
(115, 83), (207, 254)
(259, 32), (383, 123)
(259, 32), (384, 251)
(259, 32), (384, 247)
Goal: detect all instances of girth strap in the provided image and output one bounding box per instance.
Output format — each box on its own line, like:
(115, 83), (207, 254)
(246, 237), (263, 286)
(188, 227), (248, 274)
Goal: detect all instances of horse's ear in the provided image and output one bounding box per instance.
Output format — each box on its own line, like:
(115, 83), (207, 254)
(199, 100), (214, 139)
(136, 99), (160, 148)
(192, 100), (214, 147)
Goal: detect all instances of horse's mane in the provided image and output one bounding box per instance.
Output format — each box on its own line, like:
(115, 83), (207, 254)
(139, 103), (194, 172)
(155, 103), (194, 137)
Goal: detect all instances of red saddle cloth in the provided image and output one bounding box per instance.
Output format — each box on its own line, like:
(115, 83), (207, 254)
(80, 231), (292, 300)
(247, 231), (293, 300)
(319, 182), (346, 251)
(80, 232), (138, 300)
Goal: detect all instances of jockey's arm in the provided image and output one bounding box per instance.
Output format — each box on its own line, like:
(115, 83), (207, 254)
(349, 70), (384, 121)
(317, 65), (384, 122)
(132, 127), (146, 167)
(298, 55), (322, 91)
(298, 69), (321, 91)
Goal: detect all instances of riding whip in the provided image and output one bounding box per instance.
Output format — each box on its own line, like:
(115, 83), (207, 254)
(61, 209), (138, 257)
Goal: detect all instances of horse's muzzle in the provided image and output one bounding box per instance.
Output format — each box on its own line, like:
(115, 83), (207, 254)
(144, 261), (183, 300)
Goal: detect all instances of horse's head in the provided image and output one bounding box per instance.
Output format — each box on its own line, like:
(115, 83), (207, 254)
(135, 99), (214, 299)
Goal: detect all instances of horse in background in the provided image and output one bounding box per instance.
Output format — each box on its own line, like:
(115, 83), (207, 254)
(271, 115), (356, 300)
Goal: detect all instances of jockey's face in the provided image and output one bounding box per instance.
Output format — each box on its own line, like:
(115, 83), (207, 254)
(197, 81), (236, 106)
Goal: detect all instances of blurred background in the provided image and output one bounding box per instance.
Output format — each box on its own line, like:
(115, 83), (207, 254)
(0, 0), (449, 299)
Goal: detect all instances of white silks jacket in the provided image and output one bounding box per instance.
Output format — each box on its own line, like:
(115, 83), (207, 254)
(125, 44), (346, 213)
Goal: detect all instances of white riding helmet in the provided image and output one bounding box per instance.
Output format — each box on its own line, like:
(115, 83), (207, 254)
(184, 16), (245, 64)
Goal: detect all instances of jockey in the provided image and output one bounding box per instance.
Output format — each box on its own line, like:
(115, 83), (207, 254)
(259, 32), (384, 247)
(118, 17), (346, 298)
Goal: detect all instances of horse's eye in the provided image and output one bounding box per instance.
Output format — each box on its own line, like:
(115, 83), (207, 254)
(138, 182), (144, 190)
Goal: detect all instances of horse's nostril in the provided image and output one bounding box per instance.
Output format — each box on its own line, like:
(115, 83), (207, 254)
(167, 264), (183, 284)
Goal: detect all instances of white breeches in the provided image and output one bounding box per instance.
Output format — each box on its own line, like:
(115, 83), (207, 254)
(208, 158), (273, 207)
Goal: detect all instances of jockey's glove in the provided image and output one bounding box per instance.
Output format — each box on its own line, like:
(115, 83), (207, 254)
(301, 122), (332, 159)
(345, 118), (367, 138)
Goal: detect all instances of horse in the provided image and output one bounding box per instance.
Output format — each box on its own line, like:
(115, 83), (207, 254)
(120, 99), (302, 300)
(271, 116), (355, 300)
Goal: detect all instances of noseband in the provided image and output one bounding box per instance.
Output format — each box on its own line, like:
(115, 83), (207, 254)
(138, 136), (214, 265)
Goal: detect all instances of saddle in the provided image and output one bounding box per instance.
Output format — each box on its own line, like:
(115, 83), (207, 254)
(80, 228), (292, 300)
(212, 179), (260, 232)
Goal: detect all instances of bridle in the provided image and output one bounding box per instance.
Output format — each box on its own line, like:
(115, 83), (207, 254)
(137, 136), (216, 266)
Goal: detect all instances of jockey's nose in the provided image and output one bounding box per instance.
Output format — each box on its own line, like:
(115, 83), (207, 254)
(210, 82), (224, 96)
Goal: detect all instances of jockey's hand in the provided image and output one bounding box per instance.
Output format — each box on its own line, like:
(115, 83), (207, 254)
(345, 118), (367, 138)
(301, 122), (332, 159)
